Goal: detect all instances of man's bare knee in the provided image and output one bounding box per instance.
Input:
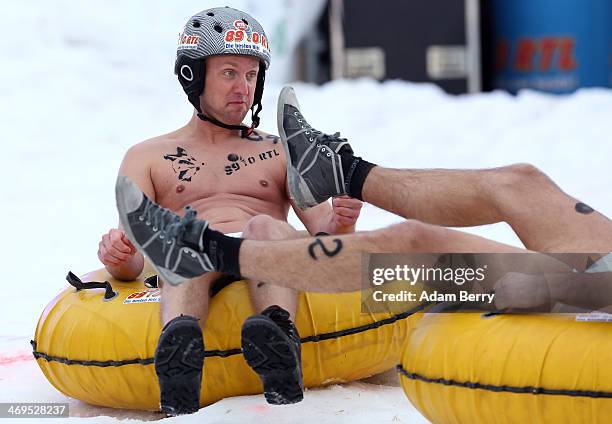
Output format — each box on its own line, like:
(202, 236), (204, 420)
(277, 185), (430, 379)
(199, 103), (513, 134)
(501, 163), (557, 191)
(243, 216), (299, 315)
(373, 219), (430, 251)
(242, 214), (297, 241)
(489, 163), (563, 221)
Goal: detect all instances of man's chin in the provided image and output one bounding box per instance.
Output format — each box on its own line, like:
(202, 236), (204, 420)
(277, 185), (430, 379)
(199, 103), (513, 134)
(224, 110), (249, 125)
(229, 104), (249, 113)
(205, 110), (248, 126)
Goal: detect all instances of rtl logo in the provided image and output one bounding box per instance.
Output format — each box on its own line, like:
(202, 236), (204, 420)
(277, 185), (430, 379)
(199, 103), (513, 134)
(496, 36), (578, 72)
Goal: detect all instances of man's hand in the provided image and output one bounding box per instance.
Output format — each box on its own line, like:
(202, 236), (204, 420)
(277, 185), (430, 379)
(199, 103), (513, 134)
(494, 272), (552, 310)
(327, 196), (363, 234)
(98, 228), (137, 267)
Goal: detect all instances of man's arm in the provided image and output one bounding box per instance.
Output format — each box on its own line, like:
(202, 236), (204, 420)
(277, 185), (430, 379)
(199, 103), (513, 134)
(99, 143), (155, 280)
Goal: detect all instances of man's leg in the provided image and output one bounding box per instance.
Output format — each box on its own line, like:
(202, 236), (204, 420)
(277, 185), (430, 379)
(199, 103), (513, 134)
(159, 273), (218, 325)
(240, 215), (304, 405)
(155, 273), (218, 416)
(360, 164), (612, 253)
(241, 215), (300, 318)
(277, 86), (612, 255)
(238, 220), (574, 292)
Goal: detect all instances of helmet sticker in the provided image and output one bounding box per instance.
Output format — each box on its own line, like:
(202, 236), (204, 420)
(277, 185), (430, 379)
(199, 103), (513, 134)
(233, 19), (248, 31)
(224, 29), (269, 54)
(178, 33), (200, 50)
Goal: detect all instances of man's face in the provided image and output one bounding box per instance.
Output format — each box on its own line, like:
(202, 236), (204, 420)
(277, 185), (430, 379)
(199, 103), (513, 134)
(200, 55), (260, 125)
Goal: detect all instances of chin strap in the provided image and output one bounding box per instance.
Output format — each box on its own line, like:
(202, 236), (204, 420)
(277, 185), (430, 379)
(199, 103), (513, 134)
(196, 113), (255, 138)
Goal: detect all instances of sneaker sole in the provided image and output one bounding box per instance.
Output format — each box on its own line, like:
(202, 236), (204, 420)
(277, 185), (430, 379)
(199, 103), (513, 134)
(241, 316), (304, 405)
(155, 316), (205, 416)
(115, 176), (189, 287)
(277, 86), (319, 210)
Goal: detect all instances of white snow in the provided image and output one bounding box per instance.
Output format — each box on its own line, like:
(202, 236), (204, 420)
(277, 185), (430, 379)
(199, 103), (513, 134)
(1, 1), (611, 423)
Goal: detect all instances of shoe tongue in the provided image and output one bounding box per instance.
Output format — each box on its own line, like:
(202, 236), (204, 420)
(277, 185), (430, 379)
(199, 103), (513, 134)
(337, 142), (354, 155)
(181, 220), (206, 251)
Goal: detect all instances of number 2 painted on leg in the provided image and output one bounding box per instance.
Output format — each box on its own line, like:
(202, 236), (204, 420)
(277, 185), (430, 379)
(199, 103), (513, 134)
(308, 238), (343, 260)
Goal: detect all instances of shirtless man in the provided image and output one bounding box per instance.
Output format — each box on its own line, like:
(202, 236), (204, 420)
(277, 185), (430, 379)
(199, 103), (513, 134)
(115, 86), (612, 312)
(98, 8), (362, 416)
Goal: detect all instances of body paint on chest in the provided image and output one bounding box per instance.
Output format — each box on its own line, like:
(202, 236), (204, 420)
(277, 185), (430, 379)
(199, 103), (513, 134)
(163, 147), (205, 182)
(224, 148), (280, 176)
(245, 131), (280, 144)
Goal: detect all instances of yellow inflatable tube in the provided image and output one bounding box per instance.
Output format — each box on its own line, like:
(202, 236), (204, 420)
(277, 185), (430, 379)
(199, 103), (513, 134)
(398, 313), (612, 424)
(33, 268), (424, 410)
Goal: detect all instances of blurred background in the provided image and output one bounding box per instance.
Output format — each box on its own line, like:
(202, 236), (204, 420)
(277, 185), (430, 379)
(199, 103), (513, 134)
(283, 0), (612, 94)
(0, 2), (611, 419)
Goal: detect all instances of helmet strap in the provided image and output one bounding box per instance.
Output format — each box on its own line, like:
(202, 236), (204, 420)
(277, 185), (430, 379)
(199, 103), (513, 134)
(249, 63), (266, 130)
(196, 113), (254, 137)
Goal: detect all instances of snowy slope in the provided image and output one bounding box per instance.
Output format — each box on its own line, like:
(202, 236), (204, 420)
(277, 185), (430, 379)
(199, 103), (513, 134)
(1, 1), (611, 423)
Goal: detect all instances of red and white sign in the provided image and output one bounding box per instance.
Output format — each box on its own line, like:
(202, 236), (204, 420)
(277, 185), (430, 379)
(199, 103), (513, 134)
(123, 288), (161, 304)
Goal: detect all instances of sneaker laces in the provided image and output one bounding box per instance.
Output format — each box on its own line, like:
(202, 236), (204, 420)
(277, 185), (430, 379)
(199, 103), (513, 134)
(295, 111), (353, 154)
(140, 201), (178, 236)
(166, 207), (199, 242)
(313, 132), (352, 154)
(140, 202), (202, 253)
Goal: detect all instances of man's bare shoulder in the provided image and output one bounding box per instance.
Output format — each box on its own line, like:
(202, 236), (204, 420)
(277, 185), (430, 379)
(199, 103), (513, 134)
(124, 129), (185, 158)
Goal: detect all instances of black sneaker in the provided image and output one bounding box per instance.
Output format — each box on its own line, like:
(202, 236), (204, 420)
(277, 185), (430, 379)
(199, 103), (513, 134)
(241, 305), (304, 404)
(155, 315), (205, 416)
(277, 86), (354, 209)
(115, 175), (216, 286)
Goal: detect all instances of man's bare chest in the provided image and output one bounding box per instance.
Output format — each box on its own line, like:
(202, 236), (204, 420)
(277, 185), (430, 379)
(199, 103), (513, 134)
(151, 139), (286, 207)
